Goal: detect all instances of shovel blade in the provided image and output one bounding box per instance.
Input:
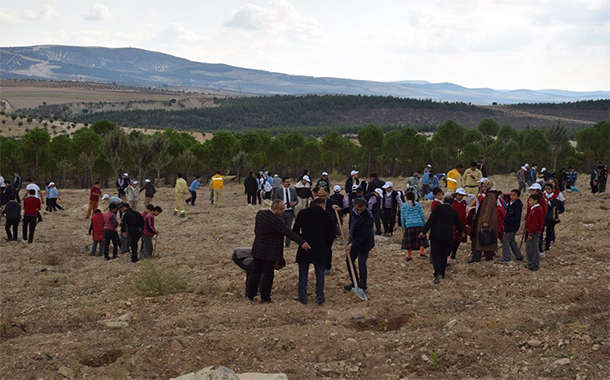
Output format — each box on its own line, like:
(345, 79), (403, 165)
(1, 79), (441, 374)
(352, 287), (368, 301)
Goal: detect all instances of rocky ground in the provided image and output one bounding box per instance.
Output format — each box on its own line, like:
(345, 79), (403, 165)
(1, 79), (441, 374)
(0, 175), (608, 380)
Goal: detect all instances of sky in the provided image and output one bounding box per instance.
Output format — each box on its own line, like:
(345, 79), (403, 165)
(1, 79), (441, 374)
(1, 0), (609, 91)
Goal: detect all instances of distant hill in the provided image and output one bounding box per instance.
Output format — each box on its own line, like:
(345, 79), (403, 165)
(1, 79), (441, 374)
(2, 45), (609, 104)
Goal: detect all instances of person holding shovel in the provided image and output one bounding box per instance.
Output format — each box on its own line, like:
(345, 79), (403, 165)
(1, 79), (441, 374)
(344, 197), (375, 294)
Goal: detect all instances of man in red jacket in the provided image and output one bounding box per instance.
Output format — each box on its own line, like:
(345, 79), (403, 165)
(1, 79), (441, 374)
(525, 194), (544, 271)
(86, 182), (102, 219)
(22, 189), (41, 243)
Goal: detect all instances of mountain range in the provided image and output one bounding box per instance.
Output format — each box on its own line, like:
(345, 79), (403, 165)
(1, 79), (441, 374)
(1, 45), (608, 104)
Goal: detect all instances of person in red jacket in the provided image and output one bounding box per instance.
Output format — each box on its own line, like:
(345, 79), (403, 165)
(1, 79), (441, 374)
(525, 194), (544, 271)
(525, 183), (547, 257)
(22, 189), (41, 243)
(450, 188), (468, 261)
(141, 206), (162, 259)
(86, 182), (102, 219)
(88, 209), (105, 256)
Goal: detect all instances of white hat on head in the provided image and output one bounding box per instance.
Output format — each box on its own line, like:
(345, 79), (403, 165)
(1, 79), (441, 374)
(374, 188), (383, 196)
(123, 173), (129, 177)
(478, 177), (489, 183)
(273, 174), (279, 178)
(302, 175), (311, 182)
(145, 179), (151, 183)
(322, 172), (328, 176)
(455, 187), (467, 196)
(427, 164), (432, 168)
(132, 180), (138, 185)
(382, 181), (393, 189)
(521, 166), (526, 170)
(529, 183), (542, 190)
(524, 163), (529, 167)
(49, 182), (55, 186)
(350, 170), (359, 176)
(333, 185), (341, 192)
(541, 167), (547, 173)
(102, 194), (109, 200)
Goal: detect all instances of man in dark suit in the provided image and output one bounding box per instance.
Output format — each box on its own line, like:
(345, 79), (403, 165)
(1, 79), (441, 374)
(365, 173), (385, 195)
(292, 198), (336, 305)
(272, 177), (299, 247)
(345, 198), (375, 292)
(248, 200), (311, 303)
(314, 187), (342, 273)
(420, 194), (463, 284)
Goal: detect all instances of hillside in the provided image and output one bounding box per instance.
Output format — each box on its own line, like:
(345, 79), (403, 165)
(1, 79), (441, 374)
(2, 45), (609, 104)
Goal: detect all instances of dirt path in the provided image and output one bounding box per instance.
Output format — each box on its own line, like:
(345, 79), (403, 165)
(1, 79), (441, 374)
(1, 175), (608, 379)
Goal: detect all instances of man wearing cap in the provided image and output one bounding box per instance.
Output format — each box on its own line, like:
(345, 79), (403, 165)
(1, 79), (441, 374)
(424, 164), (432, 174)
(317, 172), (332, 193)
(380, 182), (403, 236)
(516, 166), (527, 194)
(86, 182), (102, 219)
(139, 179), (157, 206)
(330, 185), (349, 209)
(295, 175), (313, 215)
(446, 164), (465, 193)
(345, 170), (360, 196)
(125, 180), (141, 211)
(463, 161), (483, 195)
(116, 173), (129, 201)
(272, 177), (299, 248)
(477, 156), (488, 178)
(102, 194), (122, 210)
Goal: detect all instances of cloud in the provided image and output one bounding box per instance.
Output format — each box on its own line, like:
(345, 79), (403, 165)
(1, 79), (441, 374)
(154, 23), (209, 44)
(224, 0), (322, 42)
(83, 3), (112, 21)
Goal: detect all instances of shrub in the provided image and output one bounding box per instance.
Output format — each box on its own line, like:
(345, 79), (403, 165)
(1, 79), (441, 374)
(132, 261), (189, 297)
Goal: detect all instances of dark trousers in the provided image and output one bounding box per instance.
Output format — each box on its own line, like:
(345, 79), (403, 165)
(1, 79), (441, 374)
(5, 219), (19, 240)
(346, 247), (369, 290)
(518, 181), (526, 194)
(526, 233), (540, 270)
(591, 181), (599, 193)
(256, 190), (262, 204)
(129, 231), (142, 263)
(544, 221), (556, 250)
(22, 215), (37, 243)
(104, 230), (120, 259)
(246, 192), (257, 205)
(372, 208), (382, 235)
(91, 240), (104, 256)
(381, 208), (396, 234)
(298, 262), (326, 303)
(431, 239), (450, 277)
(186, 190), (197, 205)
(450, 241), (461, 259)
(282, 210), (295, 247)
(472, 250), (494, 261)
(232, 252), (254, 297)
(248, 257), (276, 302)
(600, 180), (607, 193)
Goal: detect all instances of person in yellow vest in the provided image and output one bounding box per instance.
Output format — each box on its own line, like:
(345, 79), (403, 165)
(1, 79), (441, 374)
(174, 172), (189, 217)
(463, 161), (483, 195)
(447, 164), (465, 192)
(211, 171), (224, 206)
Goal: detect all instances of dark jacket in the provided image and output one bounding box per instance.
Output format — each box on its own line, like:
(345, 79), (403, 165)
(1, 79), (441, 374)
(2, 185), (19, 205)
(120, 208), (144, 235)
(365, 178), (385, 194)
(139, 183), (156, 198)
(293, 205), (336, 265)
(252, 209), (305, 262)
(349, 208), (375, 253)
(13, 176), (21, 190)
(1, 200), (21, 220)
(345, 177), (360, 193)
(504, 199), (523, 233)
(244, 176), (258, 194)
(423, 203), (463, 242)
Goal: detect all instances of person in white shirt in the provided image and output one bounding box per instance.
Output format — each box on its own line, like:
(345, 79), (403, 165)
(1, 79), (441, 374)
(272, 177), (299, 248)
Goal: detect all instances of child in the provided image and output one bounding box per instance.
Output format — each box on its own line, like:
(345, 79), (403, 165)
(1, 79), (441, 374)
(2, 194), (21, 241)
(141, 203), (154, 219)
(186, 175), (202, 206)
(103, 204), (120, 260)
(543, 183), (565, 251)
(22, 189), (41, 244)
(450, 188), (468, 261)
(88, 209), (105, 256)
(400, 191), (428, 261)
(366, 188), (383, 235)
(430, 187), (443, 211)
(86, 182), (102, 219)
(525, 194), (544, 271)
(141, 206), (162, 259)
(500, 189), (524, 262)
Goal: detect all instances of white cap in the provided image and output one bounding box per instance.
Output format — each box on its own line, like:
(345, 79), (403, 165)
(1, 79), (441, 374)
(123, 173), (129, 176)
(102, 194), (110, 200)
(521, 166), (526, 170)
(49, 182), (55, 186)
(444, 192), (453, 198)
(132, 180), (138, 185)
(541, 167), (547, 172)
(524, 163), (529, 167)
(350, 170), (359, 176)
(455, 187), (467, 195)
(427, 164), (432, 168)
(322, 172), (328, 176)
(273, 174), (279, 178)
(382, 181), (393, 189)
(302, 175), (311, 182)
(374, 188), (383, 196)
(145, 179), (151, 183)
(529, 183), (542, 190)
(333, 185), (341, 192)
(478, 177), (489, 183)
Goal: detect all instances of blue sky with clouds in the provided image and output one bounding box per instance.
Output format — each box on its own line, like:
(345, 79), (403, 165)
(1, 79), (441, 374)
(1, 0), (608, 91)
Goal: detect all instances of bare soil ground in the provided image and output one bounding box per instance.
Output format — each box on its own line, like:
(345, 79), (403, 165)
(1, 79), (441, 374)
(0, 175), (608, 380)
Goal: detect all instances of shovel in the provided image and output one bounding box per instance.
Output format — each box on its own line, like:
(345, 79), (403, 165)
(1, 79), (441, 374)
(335, 209), (368, 301)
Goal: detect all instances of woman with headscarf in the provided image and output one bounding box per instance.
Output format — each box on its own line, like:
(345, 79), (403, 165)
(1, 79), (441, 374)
(469, 180), (499, 262)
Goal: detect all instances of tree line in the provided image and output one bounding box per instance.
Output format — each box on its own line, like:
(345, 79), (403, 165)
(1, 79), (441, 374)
(0, 119), (607, 189)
